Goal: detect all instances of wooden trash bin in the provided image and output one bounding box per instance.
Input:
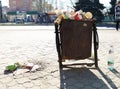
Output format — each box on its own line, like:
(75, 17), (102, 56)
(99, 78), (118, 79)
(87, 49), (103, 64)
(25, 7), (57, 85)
(55, 19), (99, 68)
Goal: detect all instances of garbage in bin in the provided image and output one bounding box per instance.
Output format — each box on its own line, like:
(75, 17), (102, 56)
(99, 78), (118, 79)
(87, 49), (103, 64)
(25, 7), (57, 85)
(54, 9), (93, 24)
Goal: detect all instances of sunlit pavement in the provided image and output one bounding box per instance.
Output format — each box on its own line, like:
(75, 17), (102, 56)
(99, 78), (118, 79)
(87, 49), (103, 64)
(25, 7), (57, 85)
(0, 26), (120, 89)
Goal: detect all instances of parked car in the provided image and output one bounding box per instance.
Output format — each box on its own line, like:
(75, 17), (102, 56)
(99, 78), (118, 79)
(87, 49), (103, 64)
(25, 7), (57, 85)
(15, 18), (24, 24)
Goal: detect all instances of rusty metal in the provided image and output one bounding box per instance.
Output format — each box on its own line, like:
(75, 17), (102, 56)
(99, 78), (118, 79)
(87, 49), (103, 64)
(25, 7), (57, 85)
(55, 19), (99, 68)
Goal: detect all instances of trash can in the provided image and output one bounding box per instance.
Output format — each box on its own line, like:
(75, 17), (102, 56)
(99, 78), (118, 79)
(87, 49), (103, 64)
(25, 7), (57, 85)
(55, 19), (99, 68)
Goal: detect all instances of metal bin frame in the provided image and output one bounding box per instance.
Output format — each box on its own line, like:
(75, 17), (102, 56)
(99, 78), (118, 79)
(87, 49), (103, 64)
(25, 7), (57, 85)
(55, 19), (99, 68)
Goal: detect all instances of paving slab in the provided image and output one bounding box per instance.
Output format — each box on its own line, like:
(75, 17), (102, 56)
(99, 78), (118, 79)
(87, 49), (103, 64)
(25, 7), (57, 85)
(0, 27), (120, 89)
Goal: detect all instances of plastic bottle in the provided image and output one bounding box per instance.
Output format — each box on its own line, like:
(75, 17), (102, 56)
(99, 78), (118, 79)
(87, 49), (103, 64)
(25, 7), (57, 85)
(107, 45), (114, 70)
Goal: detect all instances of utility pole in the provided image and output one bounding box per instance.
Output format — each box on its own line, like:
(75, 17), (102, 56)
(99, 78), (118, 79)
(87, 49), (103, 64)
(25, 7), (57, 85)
(43, 0), (45, 12)
(55, 0), (57, 9)
(0, 0), (2, 21)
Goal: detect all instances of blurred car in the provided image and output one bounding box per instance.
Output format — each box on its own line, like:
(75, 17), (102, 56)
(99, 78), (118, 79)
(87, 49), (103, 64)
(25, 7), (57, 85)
(15, 18), (24, 24)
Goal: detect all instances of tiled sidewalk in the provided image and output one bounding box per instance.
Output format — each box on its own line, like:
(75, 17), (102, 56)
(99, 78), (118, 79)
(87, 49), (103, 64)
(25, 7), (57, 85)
(0, 28), (120, 89)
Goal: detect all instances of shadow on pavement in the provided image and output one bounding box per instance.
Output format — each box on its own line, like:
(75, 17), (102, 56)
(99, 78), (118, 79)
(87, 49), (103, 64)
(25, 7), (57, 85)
(97, 68), (117, 89)
(109, 68), (120, 78)
(59, 66), (117, 89)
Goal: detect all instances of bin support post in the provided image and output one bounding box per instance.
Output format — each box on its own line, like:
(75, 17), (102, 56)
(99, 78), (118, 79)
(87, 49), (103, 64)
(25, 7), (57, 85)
(55, 23), (62, 67)
(93, 22), (98, 68)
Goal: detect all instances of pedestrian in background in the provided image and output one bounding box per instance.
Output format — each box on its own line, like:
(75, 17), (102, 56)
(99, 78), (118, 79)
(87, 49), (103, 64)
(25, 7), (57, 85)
(115, 1), (120, 31)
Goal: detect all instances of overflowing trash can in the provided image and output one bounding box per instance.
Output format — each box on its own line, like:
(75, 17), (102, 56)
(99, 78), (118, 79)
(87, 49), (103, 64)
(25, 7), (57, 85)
(55, 19), (99, 68)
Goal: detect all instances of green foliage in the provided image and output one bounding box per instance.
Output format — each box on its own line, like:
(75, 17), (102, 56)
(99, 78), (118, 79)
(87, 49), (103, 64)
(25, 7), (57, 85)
(74, 0), (105, 22)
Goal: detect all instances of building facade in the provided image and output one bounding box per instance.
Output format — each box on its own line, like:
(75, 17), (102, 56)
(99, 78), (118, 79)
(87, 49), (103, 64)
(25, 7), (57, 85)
(8, 0), (38, 22)
(7, 0), (55, 22)
(9, 0), (32, 11)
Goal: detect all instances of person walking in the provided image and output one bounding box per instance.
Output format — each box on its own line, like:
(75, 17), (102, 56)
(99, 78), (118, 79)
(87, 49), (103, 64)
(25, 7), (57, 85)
(115, 1), (120, 31)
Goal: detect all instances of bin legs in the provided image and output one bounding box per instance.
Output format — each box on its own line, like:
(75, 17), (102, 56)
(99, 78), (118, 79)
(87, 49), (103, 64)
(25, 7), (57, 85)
(93, 22), (98, 68)
(55, 23), (63, 68)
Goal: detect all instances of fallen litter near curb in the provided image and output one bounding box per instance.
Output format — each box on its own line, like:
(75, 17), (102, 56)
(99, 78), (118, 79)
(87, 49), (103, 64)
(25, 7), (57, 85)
(4, 62), (43, 76)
